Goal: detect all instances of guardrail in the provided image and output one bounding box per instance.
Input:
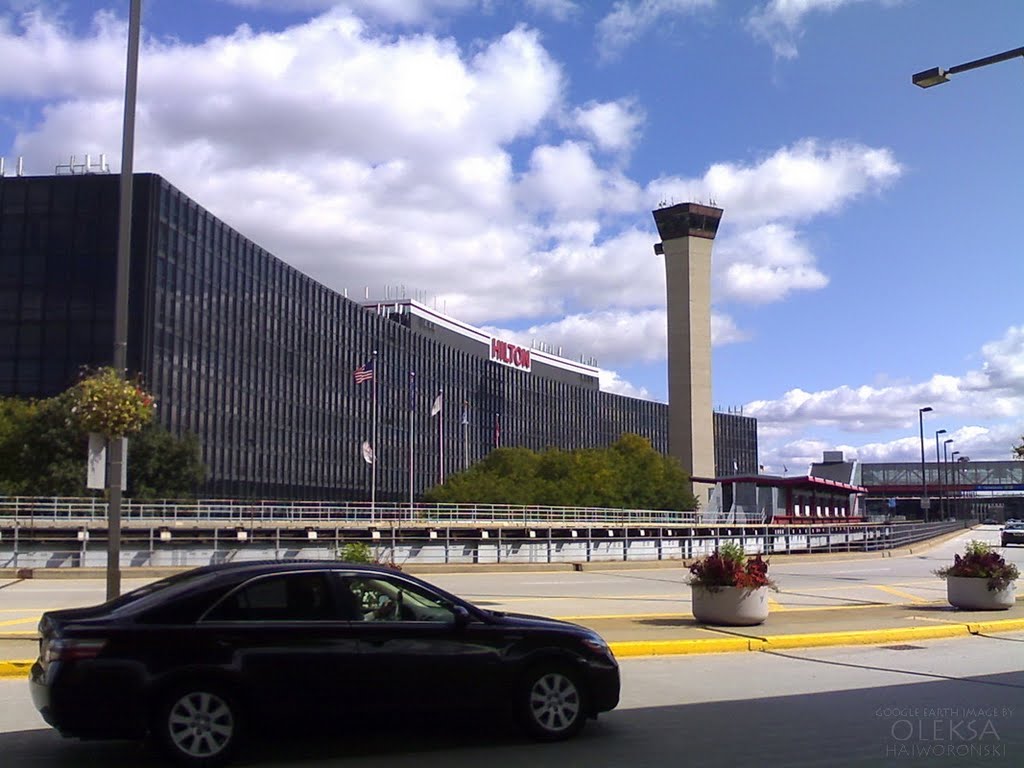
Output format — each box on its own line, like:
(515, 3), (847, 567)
(0, 497), (703, 525)
(0, 516), (966, 570)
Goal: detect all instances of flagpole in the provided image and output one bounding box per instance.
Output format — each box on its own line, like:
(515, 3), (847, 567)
(409, 371), (415, 518)
(371, 349), (378, 522)
(462, 400), (469, 471)
(438, 389), (444, 485)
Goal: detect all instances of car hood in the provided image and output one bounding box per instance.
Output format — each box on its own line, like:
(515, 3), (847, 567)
(487, 610), (591, 634)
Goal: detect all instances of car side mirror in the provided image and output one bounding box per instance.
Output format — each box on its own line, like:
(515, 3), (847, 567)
(452, 605), (471, 627)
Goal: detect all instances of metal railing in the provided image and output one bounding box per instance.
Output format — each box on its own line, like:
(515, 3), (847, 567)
(0, 516), (966, 571)
(0, 497), (702, 526)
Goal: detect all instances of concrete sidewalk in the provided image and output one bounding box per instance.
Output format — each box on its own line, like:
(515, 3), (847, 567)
(3, 598), (1022, 678)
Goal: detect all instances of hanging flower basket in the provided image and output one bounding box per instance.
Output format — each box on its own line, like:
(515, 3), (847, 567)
(70, 367), (156, 438)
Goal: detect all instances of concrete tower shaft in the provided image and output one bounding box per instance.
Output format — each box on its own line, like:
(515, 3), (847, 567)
(652, 203), (723, 499)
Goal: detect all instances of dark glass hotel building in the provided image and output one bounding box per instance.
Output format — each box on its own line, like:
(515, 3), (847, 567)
(0, 172), (756, 499)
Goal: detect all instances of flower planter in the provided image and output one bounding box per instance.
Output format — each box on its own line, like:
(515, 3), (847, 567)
(691, 585), (770, 626)
(946, 576), (1017, 611)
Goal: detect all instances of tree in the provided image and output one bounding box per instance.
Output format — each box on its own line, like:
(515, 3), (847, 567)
(0, 390), (205, 499)
(423, 434), (698, 510)
(127, 425), (206, 499)
(1014, 436), (1024, 461)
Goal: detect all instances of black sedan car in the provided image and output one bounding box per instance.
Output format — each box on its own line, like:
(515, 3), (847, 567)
(1002, 522), (1024, 547)
(30, 561), (619, 766)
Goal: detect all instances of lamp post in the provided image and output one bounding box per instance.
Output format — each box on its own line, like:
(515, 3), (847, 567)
(959, 456), (972, 520)
(913, 46), (1024, 88)
(943, 438), (954, 521)
(934, 429), (947, 520)
(950, 450), (960, 519)
(106, 0), (142, 602)
(918, 406), (933, 521)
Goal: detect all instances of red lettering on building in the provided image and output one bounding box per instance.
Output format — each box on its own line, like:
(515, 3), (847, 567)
(489, 338), (532, 372)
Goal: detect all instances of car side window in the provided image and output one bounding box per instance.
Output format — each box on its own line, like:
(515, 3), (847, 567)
(344, 576), (457, 623)
(204, 572), (338, 622)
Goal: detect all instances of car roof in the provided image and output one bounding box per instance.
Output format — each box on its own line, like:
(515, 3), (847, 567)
(184, 560), (405, 579)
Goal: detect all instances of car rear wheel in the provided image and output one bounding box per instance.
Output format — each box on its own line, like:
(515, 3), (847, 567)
(519, 665), (586, 741)
(155, 684), (242, 767)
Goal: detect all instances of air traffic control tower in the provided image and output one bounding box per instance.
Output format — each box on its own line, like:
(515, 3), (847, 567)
(652, 203), (723, 501)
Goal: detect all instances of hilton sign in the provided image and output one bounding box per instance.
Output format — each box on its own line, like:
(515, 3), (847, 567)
(490, 338), (532, 372)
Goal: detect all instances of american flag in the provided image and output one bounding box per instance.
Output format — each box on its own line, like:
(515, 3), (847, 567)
(353, 359), (374, 384)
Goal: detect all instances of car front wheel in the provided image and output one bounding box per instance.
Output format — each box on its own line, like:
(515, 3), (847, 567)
(155, 684), (242, 767)
(519, 665), (587, 741)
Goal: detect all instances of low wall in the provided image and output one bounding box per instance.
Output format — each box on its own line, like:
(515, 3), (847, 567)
(0, 521), (966, 570)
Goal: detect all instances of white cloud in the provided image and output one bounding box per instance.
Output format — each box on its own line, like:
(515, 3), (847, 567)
(714, 224), (827, 303)
(648, 139), (898, 308)
(222, 0), (480, 25)
(596, 0), (715, 60)
(571, 99), (644, 153)
(649, 139), (901, 226)
(599, 369), (654, 400)
(747, 0), (880, 59)
(525, 0), (581, 22)
(520, 141), (642, 217)
(748, 325), (1024, 469)
(0, 6), (903, 406)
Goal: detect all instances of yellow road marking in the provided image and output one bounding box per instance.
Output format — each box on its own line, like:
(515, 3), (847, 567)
(871, 585), (931, 604)
(0, 617), (39, 628)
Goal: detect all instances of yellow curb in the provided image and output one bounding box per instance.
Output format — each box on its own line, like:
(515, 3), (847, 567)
(759, 624), (971, 650)
(609, 619), (1024, 658)
(968, 618), (1024, 634)
(610, 637), (758, 656)
(0, 660), (33, 679)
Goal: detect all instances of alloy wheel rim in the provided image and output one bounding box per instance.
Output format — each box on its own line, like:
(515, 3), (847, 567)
(529, 672), (580, 732)
(168, 691), (234, 758)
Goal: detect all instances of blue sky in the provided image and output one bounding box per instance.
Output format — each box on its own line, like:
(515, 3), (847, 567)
(1, 0), (1022, 473)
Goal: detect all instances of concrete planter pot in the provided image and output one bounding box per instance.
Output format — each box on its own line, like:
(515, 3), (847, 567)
(946, 576), (1017, 611)
(690, 585), (770, 626)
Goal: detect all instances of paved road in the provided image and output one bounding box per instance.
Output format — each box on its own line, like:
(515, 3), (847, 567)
(2, 631), (1021, 766)
(2, 527), (1016, 637)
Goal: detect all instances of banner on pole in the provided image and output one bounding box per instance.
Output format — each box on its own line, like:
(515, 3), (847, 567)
(361, 441), (375, 465)
(430, 392), (443, 417)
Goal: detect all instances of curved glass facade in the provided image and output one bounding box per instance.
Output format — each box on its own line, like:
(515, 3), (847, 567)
(0, 172), (755, 499)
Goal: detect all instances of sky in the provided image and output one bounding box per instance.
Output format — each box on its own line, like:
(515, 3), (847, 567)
(1, 0), (1022, 474)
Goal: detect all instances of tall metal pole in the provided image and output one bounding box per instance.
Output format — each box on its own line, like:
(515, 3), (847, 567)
(950, 450), (958, 524)
(438, 389), (444, 485)
(408, 371), (415, 516)
(462, 400), (469, 471)
(371, 349), (378, 522)
(918, 406), (932, 523)
(106, 0), (142, 602)
(943, 439), (954, 521)
(934, 429), (946, 521)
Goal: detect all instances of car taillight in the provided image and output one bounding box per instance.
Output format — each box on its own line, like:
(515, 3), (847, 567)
(44, 638), (107, 664)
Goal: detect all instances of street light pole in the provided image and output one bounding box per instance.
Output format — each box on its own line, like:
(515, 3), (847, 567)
(106, 0), (142, 602)
(918, 406), (933, 522)
(943, 438), (954, 521)
(946, 448), (954, 520)
(913, 46), (1024, 88)
(934, 429), (947, 520)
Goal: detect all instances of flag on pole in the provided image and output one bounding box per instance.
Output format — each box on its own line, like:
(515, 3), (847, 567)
(430, 392), (443, 417)
(494, 413), (501, 447)
(408, 371), (417, 410)
(353, 359), (374, 384)
(783, 464), (789, 474)
(361, 441), (375, 464)
(461, 401), (469, 426)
